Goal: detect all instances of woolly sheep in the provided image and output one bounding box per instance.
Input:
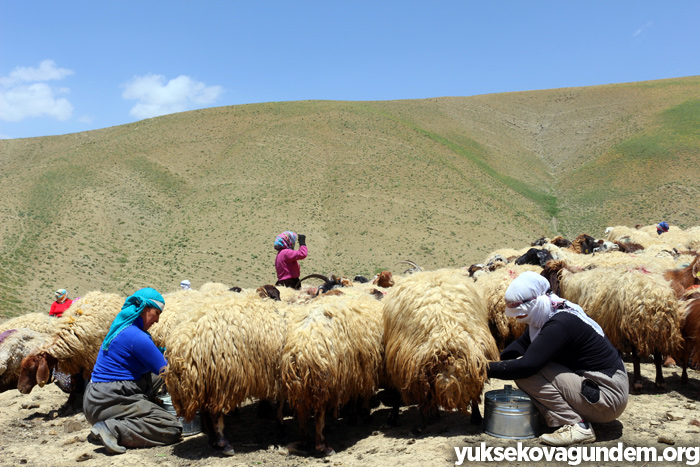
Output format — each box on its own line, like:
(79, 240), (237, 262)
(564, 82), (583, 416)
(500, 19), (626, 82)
(281, 293), (383, 455)
(0, 328), (50, 392)
(472, 264), (541, 350)
(482, 249), (520, 265)
(152, 285), (264, 349)
(564, 250), (676, 273)
(569, 233), (599, 255)
(198, 281), (233, 296)
(663, 255), (700, 298)
(18, 291), (124, 395)
(541, 260), (683, 391)
(605, 225), (658, 246)
(678, 292), (700, 388)
(149, 288), (204, 348)
(0, 312), (55, 335)
(163, 292), (286, 456)
(382, 269), (498, 435)
(606, 224), (700, 252)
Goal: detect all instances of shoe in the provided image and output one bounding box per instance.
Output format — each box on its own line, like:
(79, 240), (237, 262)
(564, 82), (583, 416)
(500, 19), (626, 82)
(87, 431), (100, 445)
(90, 421), (126, 454)
(539, 424), (596, 446)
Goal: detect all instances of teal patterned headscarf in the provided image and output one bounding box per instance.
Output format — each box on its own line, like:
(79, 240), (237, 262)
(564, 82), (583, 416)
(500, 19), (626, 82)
(101, 287), (164, 350)
(274, 231), (297, 251)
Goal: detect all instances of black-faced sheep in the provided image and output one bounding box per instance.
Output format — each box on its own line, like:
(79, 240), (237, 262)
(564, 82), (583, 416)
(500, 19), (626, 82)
(514, 248), (553, 267)
(299, 273), (353, 295)
(570, 233), (599, 255)
(382, 269), (498, 435)
(531, 236), (572, 249)
(256, 284), (282, 301)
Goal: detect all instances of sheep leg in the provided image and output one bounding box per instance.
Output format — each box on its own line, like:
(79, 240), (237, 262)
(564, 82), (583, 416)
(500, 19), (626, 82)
(383, 387), (402, 427)
(294, 411), (314, 452)
(314, 409), (335, 456)
(681, 346), (690, 385)
(410, 393), (435, 436)
(274, 401), (286, 438)
(58, 380), (84, 416)
(345, 397), (360, 425)
(345, 396), (372, 425)
(470, 400), (482, 425)
(387, 403), (401, 427)
(256, 399), (274, 419)
(631, 348), (643, 392)
(360, 395), (373, 424)
(203, 411), (234, 456)
(653, 351), (666, 390)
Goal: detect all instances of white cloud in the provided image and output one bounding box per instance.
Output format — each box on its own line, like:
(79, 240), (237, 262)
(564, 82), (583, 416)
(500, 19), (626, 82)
(122, 74), (223, 119)
(0, 60), (74, 122)
(0, 83), (73, 122)
(2, 60), (74, 86)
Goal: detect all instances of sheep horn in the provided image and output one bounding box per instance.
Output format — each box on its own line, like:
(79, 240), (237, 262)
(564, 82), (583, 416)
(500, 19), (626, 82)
(299, 274), (331, 284)
(395, 260), (422, 271)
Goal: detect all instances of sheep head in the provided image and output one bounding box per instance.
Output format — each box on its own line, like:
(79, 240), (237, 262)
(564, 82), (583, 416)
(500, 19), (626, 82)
(373, 271), (395, 287)
(18, 350), (57, 393)
(551, 236), (572, 248)
(540, 259), (571, 296)
(256, 285), (281, 301)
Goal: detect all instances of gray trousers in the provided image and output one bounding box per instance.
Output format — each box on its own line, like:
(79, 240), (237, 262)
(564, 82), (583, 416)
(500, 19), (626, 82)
(515, 362), (629, 427)
(83, 374), (182, 448)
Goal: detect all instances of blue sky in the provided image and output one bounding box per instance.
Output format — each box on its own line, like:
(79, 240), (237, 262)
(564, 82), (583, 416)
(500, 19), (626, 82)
(1, 1), (698, 139)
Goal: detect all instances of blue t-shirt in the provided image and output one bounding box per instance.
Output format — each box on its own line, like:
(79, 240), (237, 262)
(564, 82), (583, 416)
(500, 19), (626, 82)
(91, 317), (167, 383)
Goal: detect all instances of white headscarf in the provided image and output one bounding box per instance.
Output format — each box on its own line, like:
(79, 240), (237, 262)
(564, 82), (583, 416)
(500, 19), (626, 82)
(504, 271), (604, 341)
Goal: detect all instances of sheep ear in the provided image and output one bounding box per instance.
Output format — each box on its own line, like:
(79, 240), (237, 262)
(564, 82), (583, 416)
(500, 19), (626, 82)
(36, 355), (53, 387)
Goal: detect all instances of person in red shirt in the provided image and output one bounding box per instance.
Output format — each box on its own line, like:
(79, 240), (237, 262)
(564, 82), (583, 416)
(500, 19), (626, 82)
(49, 289), (73, 317)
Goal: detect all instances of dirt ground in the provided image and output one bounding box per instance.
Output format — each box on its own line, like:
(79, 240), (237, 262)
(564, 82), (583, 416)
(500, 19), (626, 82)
(1, 358), (699, 467)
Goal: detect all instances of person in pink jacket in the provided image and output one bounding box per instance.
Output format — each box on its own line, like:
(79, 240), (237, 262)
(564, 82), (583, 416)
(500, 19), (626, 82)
(274, 231), (307, 289)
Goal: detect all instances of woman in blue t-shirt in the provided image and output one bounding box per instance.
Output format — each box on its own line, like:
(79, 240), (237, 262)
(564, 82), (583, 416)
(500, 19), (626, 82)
(83, 288), (182, 454)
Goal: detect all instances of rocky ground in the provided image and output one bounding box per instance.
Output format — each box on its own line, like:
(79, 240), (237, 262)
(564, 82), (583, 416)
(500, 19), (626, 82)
(0, 358), (699, 467)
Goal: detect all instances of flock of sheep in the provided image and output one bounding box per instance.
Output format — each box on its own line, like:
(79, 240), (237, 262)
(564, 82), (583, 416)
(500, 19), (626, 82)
(1, 223), (700, 456)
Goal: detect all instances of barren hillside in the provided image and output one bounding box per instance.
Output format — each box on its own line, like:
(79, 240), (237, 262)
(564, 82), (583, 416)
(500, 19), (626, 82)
(1, 76), (699, 316)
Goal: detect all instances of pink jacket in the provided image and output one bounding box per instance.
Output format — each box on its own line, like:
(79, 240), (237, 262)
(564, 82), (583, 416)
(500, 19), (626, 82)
(275, 245), (308, 280)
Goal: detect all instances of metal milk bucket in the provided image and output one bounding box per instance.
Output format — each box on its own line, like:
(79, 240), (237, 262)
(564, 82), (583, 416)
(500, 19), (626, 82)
(157, 394), (202, 437)
(484, 385), (539, 439)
